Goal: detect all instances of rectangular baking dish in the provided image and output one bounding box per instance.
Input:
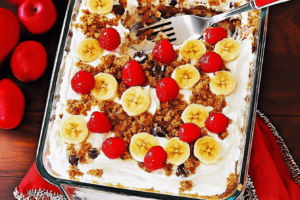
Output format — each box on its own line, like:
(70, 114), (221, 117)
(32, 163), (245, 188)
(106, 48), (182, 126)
(36, 0), (269, 199)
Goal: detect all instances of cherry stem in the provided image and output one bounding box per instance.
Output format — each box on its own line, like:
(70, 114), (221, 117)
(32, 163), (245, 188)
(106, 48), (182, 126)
(33, 7), (38, 13)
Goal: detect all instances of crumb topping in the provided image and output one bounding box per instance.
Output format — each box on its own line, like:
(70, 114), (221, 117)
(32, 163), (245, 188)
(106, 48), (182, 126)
(67, 144), (76, 156)
(67, 166), (84, 180)
(190, 76), (227, 112)
(218, 130), (229, 140)
(137, 162), (149, 172)
(180, 173), (239, 199)
(74, 9), (121, 40)
(154, 93), (188, 138)
(179, 180), (193, 194)
(184, 155), (200, 175)
(163, 163), (173, 177)
(87, 169), (104, 178)
(77, 142), (92, 164)
(98, 101), (154, 160)
(66, 94), (99, 116)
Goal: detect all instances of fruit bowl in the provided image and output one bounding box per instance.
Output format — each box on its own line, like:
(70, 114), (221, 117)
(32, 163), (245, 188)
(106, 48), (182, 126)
(35, 0), (269, 199)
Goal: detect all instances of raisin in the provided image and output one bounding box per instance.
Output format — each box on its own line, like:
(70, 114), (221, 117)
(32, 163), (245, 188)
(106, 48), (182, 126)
(151, 65), (164, 77)
(112, 5), (125, 15)
(69, 155), (79, 166)
(151, 123), (167, 137)
(169, 0), (177, 7)
(133, 51), (148, 64)
(176, 164), (189, 177)
(88, 148), (99, 159)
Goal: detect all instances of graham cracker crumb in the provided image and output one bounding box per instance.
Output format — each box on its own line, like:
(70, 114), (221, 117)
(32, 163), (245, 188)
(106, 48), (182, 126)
(77, 142), (92, 164)
(184, 147), (200, 175)
(190, 76), (226, 112)
(67, 144), (76, 156)
(163, 163), (173, 177)
(154, 93), (187, 139)
(76, 55), (132, 99)
(74, 9), (121, 40)
(92, 181), (100, 184)
(180, 173), (239, 199)
(87, 169), (104, 178)
(67, 166), (84, 180)
(66, 94), (99, 116)
(218, 130), (229, 140)
(179, 180), (193, 194)
(137, 162), (148, 172)
(120, 151), (132, 160)
(99, 101), (155, 160)
(208, 0), (221, 6)
(76, 54), (131, 83)
(141, 52), (187, 88)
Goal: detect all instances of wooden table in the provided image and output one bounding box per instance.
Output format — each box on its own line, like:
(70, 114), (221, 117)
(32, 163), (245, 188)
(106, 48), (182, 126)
(0, 0), (299, 199)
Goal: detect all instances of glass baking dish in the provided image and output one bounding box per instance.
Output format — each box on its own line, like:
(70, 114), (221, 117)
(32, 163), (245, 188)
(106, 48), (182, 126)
(36, 0), (268, 199)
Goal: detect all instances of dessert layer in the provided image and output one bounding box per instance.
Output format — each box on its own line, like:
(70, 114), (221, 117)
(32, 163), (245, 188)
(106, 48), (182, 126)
(47, 0), (259, 197)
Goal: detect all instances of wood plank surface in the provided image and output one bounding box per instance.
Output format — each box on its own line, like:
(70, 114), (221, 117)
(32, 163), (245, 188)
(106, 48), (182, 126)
(0, 0), (299, 199)
(0, 177), (22, 200)
(0, 111), (42, 177)
(258, 19), (300, 115)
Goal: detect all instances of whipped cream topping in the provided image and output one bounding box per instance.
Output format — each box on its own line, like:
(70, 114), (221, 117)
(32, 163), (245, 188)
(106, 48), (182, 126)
(47, 0), (256, 197)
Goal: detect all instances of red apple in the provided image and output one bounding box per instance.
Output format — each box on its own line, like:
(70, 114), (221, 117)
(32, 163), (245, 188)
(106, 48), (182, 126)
(0, 79), (25, 129)
(6, 0), (24, 7)
(0, 8), (20, 65)
(10, 41), (47, 82)
(18, 0), (57, 34)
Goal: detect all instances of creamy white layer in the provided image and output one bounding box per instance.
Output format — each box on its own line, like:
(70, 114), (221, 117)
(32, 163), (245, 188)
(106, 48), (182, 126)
(48, 0), (255, 197)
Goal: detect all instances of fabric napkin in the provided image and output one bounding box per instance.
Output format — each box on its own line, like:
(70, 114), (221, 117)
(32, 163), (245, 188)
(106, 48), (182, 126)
(248, 111), (300, 200)
(13, 111), (300, 200)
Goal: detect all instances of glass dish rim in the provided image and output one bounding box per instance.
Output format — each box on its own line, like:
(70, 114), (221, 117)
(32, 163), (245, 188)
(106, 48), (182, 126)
(35, 1), (269, 199)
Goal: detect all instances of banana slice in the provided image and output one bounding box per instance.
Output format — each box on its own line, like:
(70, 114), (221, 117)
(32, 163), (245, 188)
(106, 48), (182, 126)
(121, 87), (151, 116)
(181, 104), (209, 127)
(164, 137), (190, 165)
(209, 71), (236, 96)
(60, 116), (89, 144)
(171, 64), (200, 89)
(88, 0), (113, 14)
(129, 132), (160, 162)
(91, 73), (118, 100)
(77, 38), (104, 62)
(194, 136), (221, 164)
(214, 38), (240, 62)
(180, 39), (206, 60)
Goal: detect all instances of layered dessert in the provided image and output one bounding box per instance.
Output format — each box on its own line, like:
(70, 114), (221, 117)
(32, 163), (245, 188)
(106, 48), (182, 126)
(46, 0), (261, 198)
